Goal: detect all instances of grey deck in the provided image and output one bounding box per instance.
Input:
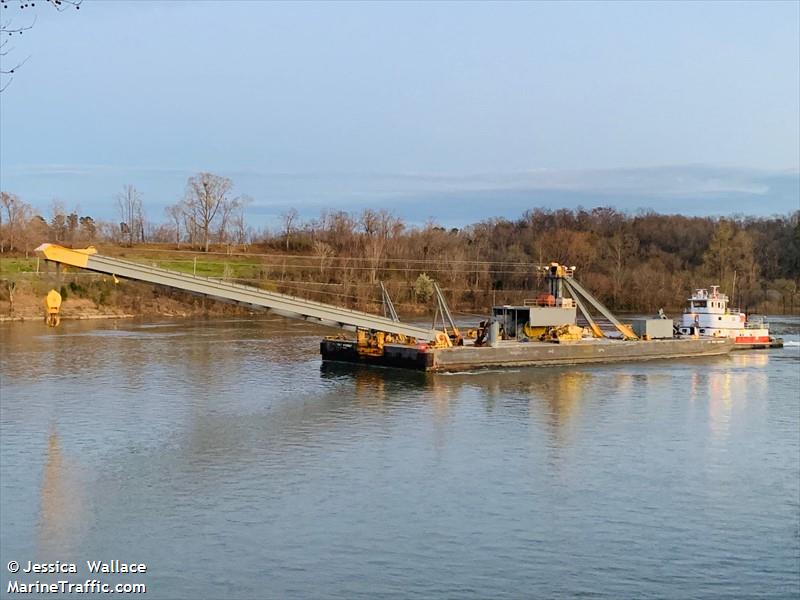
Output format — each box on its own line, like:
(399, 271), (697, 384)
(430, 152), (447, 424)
(431, 338), (733, 371)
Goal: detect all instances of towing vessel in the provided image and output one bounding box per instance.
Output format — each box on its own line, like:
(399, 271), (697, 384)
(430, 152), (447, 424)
(677, 286), (783, 349)
(35, 244), (734, 372)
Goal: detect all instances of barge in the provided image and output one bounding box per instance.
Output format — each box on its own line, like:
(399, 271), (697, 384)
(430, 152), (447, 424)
(321, 336), (734, 372)
(322, 263), (737, 371)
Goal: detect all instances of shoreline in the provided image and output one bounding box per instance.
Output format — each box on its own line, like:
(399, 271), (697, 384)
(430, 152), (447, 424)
(3, 270), (799, 325)
(0, 313), (136, 323)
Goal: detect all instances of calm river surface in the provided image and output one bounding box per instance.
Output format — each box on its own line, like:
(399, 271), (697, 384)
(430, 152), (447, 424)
(1, 317), (799, 599)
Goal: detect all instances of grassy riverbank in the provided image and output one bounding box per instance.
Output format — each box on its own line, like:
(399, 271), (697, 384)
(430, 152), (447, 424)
(0, 271), (254, 322)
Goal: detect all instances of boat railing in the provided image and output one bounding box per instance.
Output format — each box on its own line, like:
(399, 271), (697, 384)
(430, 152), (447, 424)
(524, 299), (547, 306)
(745, 316), (767, 329)
(523, 298), (575, 308)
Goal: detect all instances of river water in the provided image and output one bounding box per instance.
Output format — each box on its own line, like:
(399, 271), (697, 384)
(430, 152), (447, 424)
(1, 317), (798, 599)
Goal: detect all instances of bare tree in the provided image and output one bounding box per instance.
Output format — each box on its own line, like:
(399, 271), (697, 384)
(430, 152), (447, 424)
(22, 213), (49, 256)
(281, 208), (298, 251)
(312, 240), (334, 277)
(165, 203), (183, 245)
(217, 193), (245, 247)
(1, 0), (81, 92)
(116, 185), (144, 247)
(361, 208), (403, 284)
(0, 19), (33, 92)
(230, 196), (251, 249)
(49, 199), (67, 242)
(183, 172), (236, 252)
(0, 191), (32, 252)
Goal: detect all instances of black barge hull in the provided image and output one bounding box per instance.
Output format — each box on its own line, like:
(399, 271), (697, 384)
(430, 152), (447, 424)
(320, 337), (734, 372)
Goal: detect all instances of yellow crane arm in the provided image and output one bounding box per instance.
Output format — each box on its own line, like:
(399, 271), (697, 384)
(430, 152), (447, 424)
(35, 243), (97, 268)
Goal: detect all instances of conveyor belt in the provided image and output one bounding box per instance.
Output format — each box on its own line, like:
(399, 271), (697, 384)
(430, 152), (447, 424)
(35, 244), (441, 341)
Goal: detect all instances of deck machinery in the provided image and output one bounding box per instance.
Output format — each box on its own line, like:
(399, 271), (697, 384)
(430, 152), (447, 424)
(492, 263), (638, 342)
(35, 244), (733, 371)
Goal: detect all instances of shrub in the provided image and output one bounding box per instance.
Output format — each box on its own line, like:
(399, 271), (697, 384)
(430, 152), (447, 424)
(414, 273), (434, 304)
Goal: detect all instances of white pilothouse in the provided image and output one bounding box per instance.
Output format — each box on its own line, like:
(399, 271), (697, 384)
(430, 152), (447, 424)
(678, 286), (780, 348)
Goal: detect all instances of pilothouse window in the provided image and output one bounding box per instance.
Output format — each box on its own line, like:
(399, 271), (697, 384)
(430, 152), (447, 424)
(692, 300), (707, 308)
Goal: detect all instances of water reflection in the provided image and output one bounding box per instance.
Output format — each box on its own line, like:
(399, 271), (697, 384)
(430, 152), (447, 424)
(730, 352), (769, 369)
(526, 371), (588, 425)
(38, 428), (87, 557)
(321, 365), (597, 458)
(687, 353), (771, 441)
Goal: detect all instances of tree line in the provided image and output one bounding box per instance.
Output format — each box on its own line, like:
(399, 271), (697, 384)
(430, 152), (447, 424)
(1, 172), (798, 314)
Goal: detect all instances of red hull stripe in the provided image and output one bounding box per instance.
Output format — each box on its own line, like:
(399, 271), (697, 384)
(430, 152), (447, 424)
(734, 336), (771, 344)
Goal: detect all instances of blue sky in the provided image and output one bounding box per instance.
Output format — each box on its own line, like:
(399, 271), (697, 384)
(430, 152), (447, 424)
(1, 1), (798, 227)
